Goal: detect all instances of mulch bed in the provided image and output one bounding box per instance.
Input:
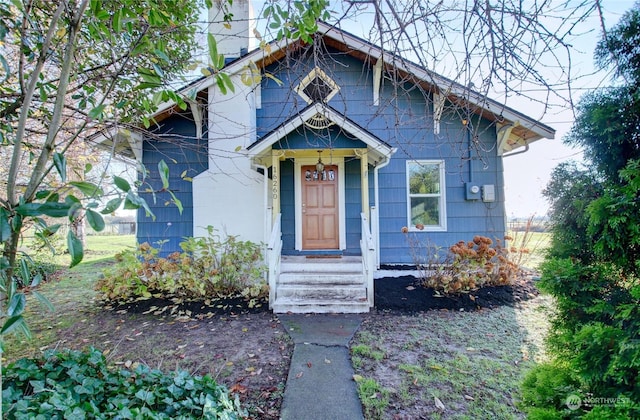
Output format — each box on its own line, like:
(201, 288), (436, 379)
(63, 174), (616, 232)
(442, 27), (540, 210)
(106, 294), (270, 318)
(112, 271), (540, 316)
(374, 273), (540, 313)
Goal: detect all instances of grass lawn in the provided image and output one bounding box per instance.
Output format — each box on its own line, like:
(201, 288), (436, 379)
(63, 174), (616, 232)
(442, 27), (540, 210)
(352, 231), (553, 419)
(3, 235), (136, 360)
(352, 295), (552, 419)
(507, 231), (550, 270)
(3, 233), (553, 418)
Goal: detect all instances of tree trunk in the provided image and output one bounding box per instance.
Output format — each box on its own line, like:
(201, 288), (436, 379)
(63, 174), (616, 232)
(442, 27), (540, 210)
(3, 219), (23, 281)
(71, 210), (87, 248)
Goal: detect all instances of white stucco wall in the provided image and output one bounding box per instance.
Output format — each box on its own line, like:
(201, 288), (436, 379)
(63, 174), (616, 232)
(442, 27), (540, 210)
(193, 0), (266, 244)
(192, 77), (266, 244)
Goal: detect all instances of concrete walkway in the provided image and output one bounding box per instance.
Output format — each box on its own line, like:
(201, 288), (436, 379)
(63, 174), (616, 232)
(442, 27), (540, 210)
(279, 314), (365, 420)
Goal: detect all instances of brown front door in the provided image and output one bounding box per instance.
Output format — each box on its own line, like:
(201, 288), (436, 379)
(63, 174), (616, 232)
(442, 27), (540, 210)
(302, 165), (339, 249)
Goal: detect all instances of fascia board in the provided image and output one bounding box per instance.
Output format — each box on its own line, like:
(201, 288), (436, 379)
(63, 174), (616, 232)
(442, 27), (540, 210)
(248, 103), (393, 160)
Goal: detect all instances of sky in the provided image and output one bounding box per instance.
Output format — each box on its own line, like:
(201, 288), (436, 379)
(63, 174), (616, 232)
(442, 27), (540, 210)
(502, 1), (636, 217)
(334, 0), (637, 218)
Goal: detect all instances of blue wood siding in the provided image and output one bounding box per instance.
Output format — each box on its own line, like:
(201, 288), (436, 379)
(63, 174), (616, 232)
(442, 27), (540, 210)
(280, 159), (295, 251)
(138, 111), (208, 255)
(256, 46), (507, 264)
(272, 126), (368, 150)
(344, 158), (362, 253)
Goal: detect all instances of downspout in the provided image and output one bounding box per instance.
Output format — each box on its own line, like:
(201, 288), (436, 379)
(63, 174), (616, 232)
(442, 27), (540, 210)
(373, 150), (395, 267)
(467, 124), (474, 183)
(502, 142), (530, 158)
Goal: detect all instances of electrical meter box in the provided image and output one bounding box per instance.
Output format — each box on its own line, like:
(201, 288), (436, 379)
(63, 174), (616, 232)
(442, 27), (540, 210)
(482, 185), (496, 202)
(465, 183), (481, 200)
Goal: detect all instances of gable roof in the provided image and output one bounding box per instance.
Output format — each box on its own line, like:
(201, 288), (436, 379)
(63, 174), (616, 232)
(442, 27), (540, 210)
(313, 22), (555, 146)
(184, 21), (554, 149)
(92, 21), (554, 158)
(248, 102), (395, 165)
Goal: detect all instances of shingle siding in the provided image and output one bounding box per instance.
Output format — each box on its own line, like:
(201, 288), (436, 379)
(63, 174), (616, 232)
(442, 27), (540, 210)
(258, 47), (506, 264)
(137, 111), (208, 255)
(280, 159), (296, 250)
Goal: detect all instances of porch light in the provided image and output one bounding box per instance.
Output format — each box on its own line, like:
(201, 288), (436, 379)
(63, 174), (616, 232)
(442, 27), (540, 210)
(316, 150), (325, 173)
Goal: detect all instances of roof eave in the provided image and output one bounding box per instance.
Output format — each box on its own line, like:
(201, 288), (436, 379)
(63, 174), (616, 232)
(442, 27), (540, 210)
(248, 102), (394, 164)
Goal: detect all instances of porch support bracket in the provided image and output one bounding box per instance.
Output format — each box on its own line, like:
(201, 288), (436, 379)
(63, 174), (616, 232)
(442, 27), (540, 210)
(185, 98), (203, 139)
(125, 131), (143, 162)
(433, 91), (447, 135)
(497, 121), (519, 156)
(373, 58), (383, 106)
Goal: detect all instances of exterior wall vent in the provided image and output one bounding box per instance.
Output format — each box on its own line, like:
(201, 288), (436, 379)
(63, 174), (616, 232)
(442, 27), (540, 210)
(295, 67), (340, 104)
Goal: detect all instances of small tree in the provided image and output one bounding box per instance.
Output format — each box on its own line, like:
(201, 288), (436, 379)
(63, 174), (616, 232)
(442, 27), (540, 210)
(0, 2), (207, 415)
(0, 0), (333, 415)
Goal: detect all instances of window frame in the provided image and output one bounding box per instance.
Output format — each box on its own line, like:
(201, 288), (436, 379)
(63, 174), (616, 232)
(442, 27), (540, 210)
(406, 160), (447, 232)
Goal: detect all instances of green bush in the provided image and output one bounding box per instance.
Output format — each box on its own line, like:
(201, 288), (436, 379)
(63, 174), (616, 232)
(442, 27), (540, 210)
(537, 257), (640, 395)
(522, 8), (640, 415)
(13, 255), (58, 289)
(520, 158), (640, 419)
(520, 360), (638, 419)
(524, 257), (640, 418)
(96, 226), (267, 304)
(519, 363), (582, 419)
(538, 259), (631, 333)
(2, 347), (246, 419)
(542, 161), (602, 263)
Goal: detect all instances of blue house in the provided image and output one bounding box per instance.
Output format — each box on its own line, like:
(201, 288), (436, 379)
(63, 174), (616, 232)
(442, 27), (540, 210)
(98, 4), (554, 313)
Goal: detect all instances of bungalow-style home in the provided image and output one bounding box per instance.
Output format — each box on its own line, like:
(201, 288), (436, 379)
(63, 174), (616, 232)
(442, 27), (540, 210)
(96, 2), (554, 313)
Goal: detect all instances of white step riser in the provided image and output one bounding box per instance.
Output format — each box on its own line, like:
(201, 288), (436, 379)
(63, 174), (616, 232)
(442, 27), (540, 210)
(273, 256), (370, 313)
(272, 300), (370, 314)
(280, 263), (363, 274)
(279, 273), (364, 285)
(277, 286), (366, 301)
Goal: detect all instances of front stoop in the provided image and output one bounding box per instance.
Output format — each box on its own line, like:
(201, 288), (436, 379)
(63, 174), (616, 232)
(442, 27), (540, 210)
(272, 256), (370, 313)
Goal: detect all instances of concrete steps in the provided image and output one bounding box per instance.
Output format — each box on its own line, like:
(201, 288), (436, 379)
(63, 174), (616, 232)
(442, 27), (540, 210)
(272, 256), (370, 314)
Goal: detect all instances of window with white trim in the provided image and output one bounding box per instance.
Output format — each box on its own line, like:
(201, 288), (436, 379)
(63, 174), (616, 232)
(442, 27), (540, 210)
(406, 160), (446, 231)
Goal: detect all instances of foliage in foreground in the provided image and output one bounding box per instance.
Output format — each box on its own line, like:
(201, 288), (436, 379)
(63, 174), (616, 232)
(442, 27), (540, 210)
(96, 227), (267, 304)
(520, 122), (640, 420)
(520, 5), (640, 418)
(519, 258), (640, 418)
(521, 157), (640, 419)
(2, 347), (245, 419)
